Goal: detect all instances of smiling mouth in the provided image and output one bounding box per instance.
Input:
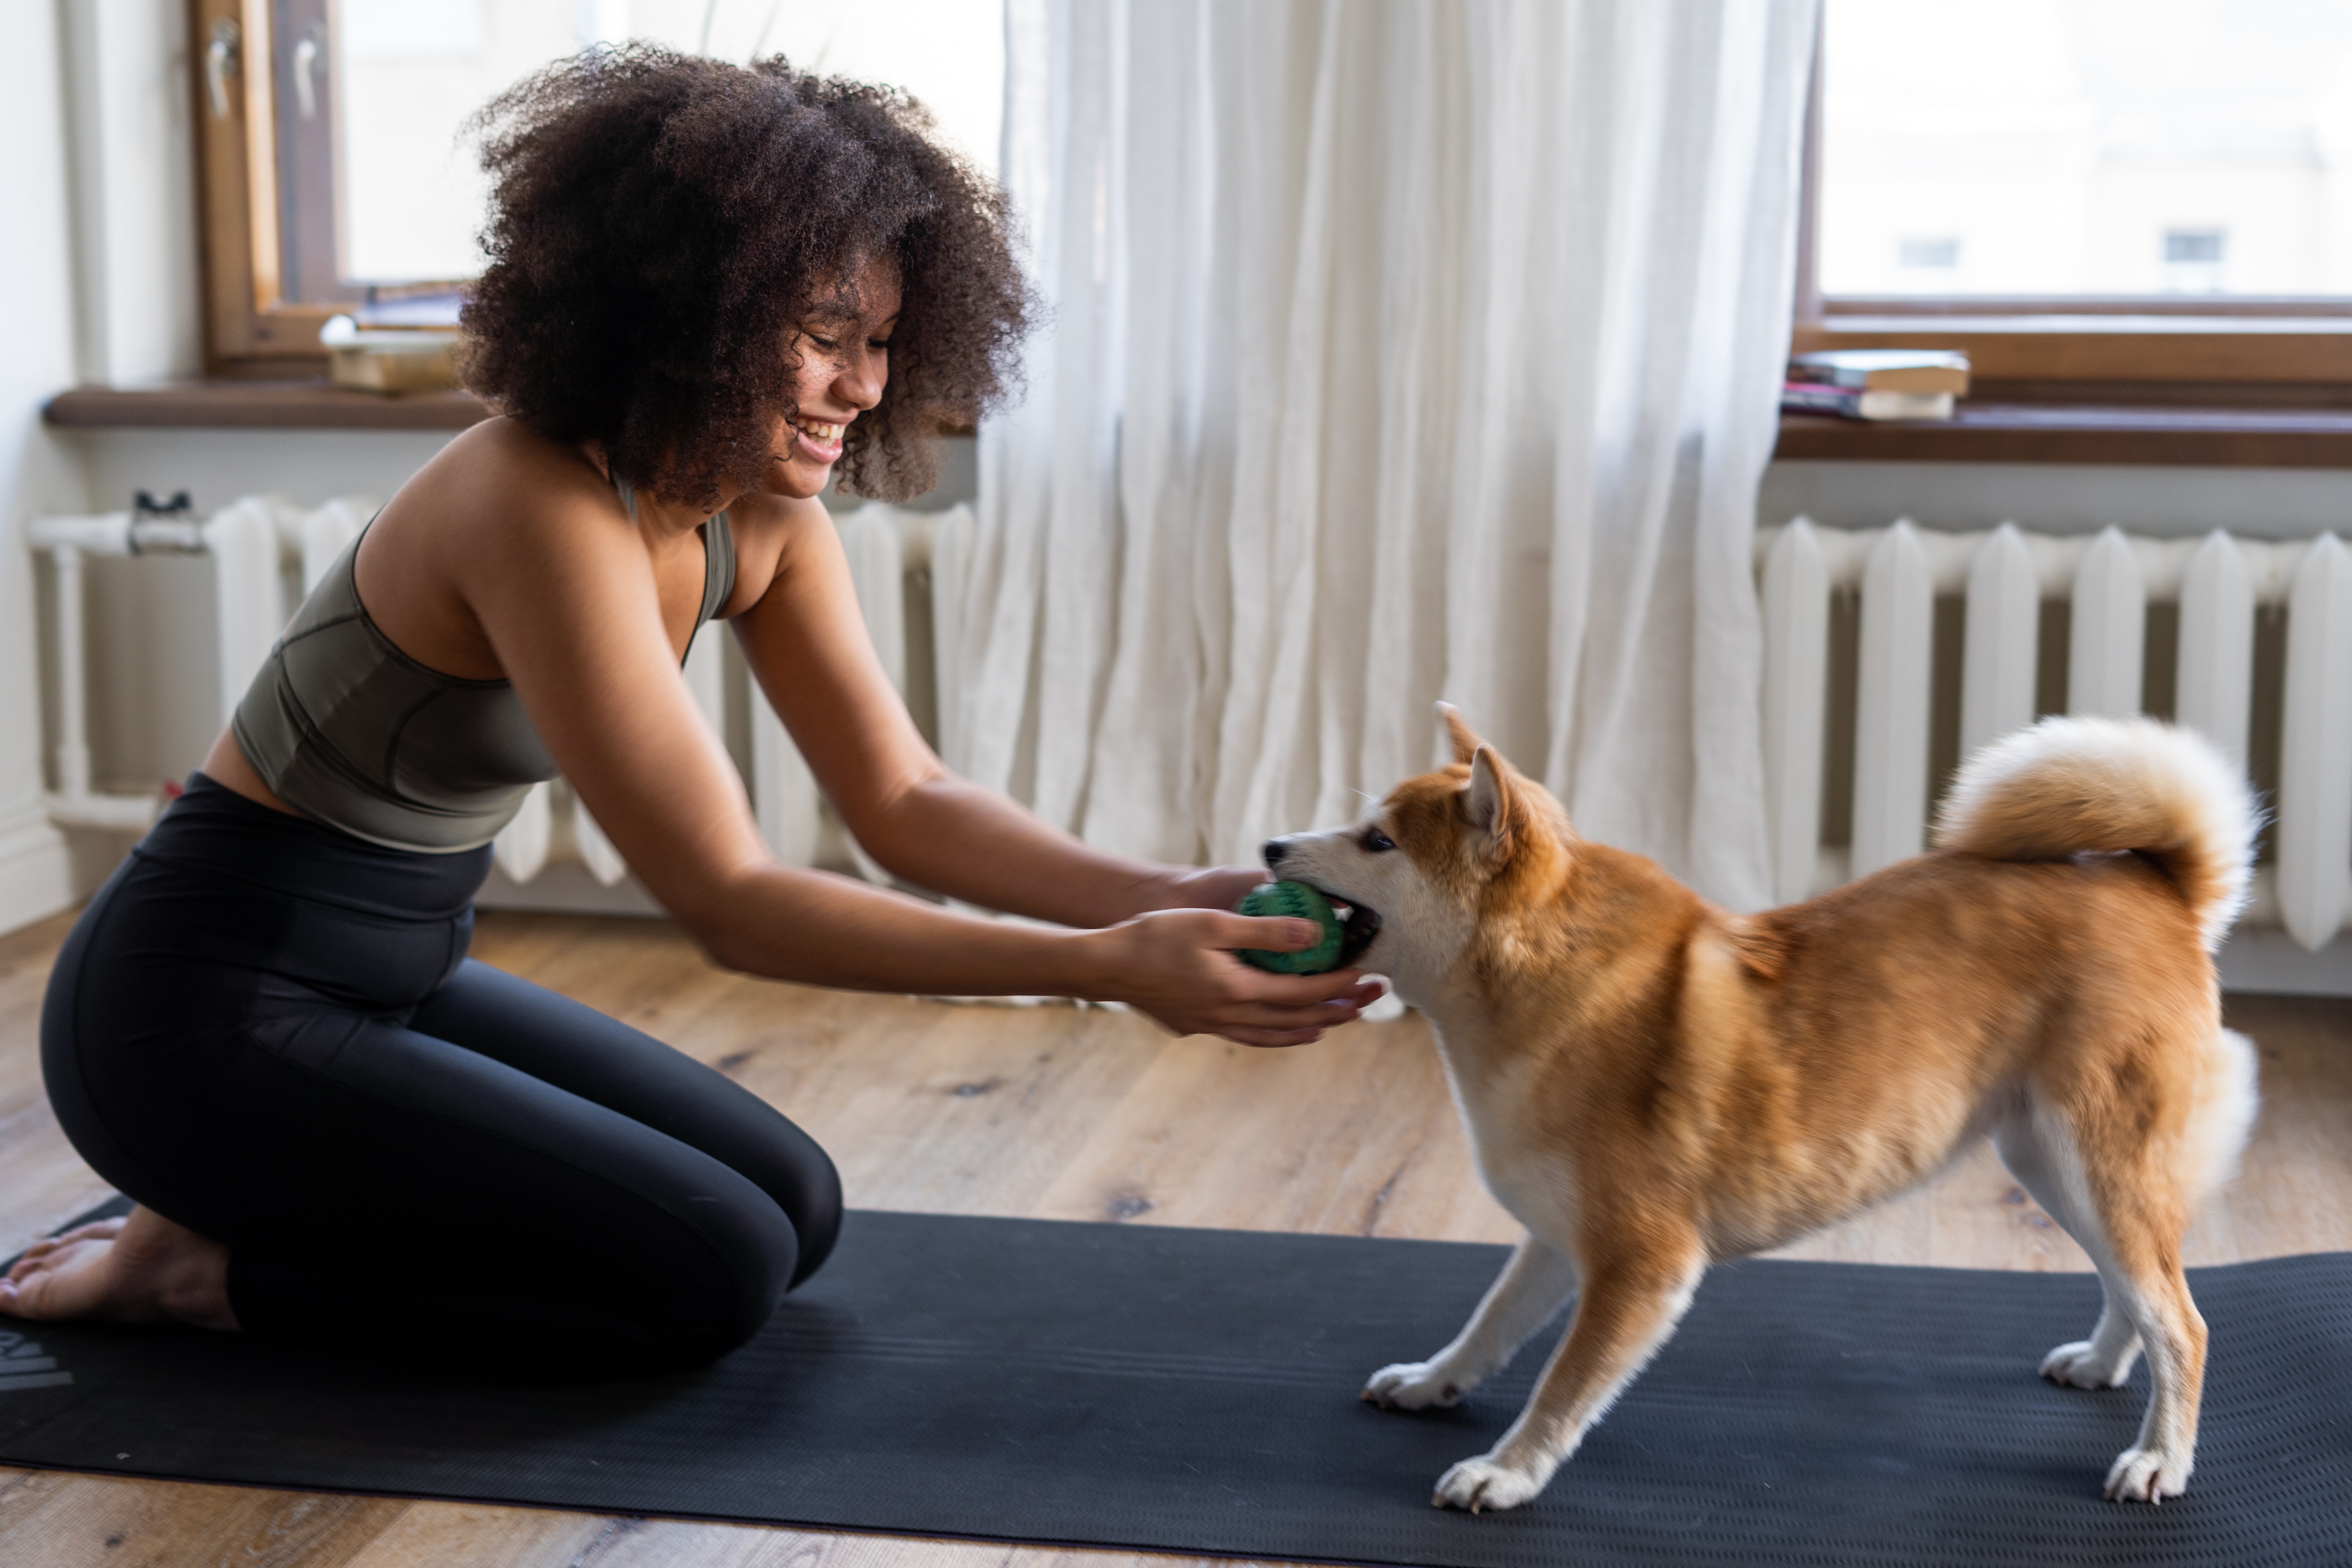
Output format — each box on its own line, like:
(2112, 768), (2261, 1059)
(1307, 886), (1382, 967)
(788, 418), (847, 463)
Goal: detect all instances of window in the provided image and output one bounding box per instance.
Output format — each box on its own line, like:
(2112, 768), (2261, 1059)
(1797, 0), (2352, 403)
(190, 0), (1004, 375)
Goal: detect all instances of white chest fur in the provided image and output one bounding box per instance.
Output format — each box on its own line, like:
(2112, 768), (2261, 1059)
(1428, 1019), (1583, 1254)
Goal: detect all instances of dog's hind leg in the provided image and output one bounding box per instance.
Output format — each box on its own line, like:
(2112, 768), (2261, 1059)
(1992, 1112), (2143, 1390)
(1362, 1234), (1578, 1412)
(1998, 1096), (2209, 1502)
(1428, 1234), (1706, 1513)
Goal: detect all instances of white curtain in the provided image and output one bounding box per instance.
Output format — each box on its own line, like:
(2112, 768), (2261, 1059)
(950, 0), (1819, 911)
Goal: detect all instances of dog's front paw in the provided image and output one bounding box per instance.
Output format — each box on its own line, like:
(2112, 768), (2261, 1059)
(1361, 1360), (1467, 1411)
(1431, 1452), (1550, 1513)
(2040, 1339), (2130, 1389)
(2104, 1446), (2191, 1503)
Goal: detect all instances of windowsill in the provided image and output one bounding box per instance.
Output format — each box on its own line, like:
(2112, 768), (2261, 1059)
(1775, 403), (2352, 468)
(48, 383), (2345, 466)
(44, 380), (490, 432)
(40, 382), (983, 441)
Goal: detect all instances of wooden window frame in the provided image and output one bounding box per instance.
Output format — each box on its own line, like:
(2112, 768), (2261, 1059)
(190, 0), (352, 377)
(1788, 22), (2352, 428)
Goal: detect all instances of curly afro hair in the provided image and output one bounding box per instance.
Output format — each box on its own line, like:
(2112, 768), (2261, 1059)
(462, 46), (1029, 506)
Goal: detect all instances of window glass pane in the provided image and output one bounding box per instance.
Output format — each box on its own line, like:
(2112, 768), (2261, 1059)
(331, 0), (1004, 289)
(1819, 0), (2352, 298)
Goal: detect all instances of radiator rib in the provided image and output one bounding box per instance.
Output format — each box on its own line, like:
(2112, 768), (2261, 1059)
(1852, 521), (1935, 879)
(1959, 522), (2037, 762)
(2175, 531), (2253, 770)
(2280, 536), (2352, 951)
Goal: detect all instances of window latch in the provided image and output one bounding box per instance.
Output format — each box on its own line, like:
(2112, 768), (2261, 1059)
(293, 22), (327, 120)
(205, 18), (240, 122)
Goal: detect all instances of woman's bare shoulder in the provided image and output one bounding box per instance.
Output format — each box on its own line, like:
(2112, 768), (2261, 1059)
(717, 489), (837, 617)
(355, 418), (642, 677)
(381, 418), (620, 547)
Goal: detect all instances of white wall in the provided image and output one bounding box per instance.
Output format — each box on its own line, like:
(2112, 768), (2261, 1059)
(60, 0), (202, 386)
(1, 0), (98, 934)
(74, 428), (461, 519)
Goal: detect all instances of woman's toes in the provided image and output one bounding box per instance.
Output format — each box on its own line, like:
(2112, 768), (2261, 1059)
(12, 1221), (123, 1275)
(0, 1267), (55, 1318)
(0, 1240), (112, 1321)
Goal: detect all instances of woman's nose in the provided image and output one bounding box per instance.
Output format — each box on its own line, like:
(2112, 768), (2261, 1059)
(837, 346), (885, 411)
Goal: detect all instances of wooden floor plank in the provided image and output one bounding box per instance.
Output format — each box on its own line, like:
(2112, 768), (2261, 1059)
(1026, 1021), (1516, 1243)
(3, 908), (2349, 1567)
(333, 1500), (608, 1568)
(0, 1468), (404, 1568)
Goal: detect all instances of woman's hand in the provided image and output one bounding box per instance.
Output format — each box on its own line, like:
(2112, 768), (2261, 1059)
(1079, 909), (1384, 1047)
(1134, 863), (1278, 916)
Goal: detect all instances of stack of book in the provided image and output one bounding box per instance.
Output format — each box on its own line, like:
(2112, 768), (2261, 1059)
(1782, 349), (1970, 421)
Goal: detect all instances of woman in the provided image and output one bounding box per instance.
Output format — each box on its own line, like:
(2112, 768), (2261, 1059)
(4, 49), (1373, 1371)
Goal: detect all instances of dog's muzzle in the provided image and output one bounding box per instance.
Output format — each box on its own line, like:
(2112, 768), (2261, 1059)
(1261, 840), (1381, 966)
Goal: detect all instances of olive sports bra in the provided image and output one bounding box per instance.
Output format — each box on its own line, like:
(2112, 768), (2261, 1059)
(231, 481), (736, 854)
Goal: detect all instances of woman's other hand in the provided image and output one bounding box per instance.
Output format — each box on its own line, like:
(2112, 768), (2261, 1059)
(1138, 863), (1277, 916)
(1081, 909), (1383, 1047)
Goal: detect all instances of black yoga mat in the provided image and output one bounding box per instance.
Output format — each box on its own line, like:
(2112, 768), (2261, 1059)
(1, 1204), (2347, 1568)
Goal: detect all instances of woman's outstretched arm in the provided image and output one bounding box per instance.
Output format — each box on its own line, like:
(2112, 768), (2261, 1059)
(470, 469), (1370, 1047)
(731, 501), (1260, 929)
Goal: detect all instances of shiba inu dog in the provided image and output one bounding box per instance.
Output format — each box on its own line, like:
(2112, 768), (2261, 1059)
(1265, 707), (2259, 1512)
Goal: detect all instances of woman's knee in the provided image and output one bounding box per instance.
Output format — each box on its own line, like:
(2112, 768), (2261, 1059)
(771, 1124), (843, 1288)
(655, 1186), (802, 1361)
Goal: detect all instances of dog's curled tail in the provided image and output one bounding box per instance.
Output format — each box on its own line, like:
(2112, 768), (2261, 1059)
(1933, 716), (2258, 951)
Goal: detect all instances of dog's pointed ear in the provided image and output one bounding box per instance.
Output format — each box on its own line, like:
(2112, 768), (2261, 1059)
(1438, 703), (1482, 766)
(1464, 746), (1518, 861)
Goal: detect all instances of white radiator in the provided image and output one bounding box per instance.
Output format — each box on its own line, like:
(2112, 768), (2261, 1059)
(26, 496), (974, 896)
(1759, 518), (2352, 951)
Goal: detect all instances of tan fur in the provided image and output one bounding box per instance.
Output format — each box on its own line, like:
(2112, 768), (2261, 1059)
(1273, 710), (2259, 1512)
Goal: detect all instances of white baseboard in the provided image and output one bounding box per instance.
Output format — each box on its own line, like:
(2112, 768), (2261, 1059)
(0, 813), (76, 938)
(2218, 927), (2352, 998)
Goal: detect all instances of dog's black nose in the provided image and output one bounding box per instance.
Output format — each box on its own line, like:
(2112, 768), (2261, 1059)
(1262, 839), (1289, 868)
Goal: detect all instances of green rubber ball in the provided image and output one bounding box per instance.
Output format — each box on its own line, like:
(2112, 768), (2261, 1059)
(1236, 880), (1346, 974)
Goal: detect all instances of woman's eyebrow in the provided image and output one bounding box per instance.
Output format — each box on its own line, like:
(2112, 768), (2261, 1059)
(799, 302), (897, 332)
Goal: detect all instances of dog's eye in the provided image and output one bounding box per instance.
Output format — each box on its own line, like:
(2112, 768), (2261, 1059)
(1359, 826), (1396, 853)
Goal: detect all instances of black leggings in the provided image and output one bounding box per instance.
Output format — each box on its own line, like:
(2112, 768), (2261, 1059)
(39, 775), (840, 1372)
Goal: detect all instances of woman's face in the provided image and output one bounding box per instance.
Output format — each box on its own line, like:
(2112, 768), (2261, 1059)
(766, 258), (903, 500)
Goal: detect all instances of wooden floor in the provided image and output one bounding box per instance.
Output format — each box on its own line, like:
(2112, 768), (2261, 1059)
(1, 906), (2347, 1567)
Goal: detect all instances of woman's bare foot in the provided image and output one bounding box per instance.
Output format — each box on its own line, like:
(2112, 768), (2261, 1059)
(0, 1207), (238, 1332)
